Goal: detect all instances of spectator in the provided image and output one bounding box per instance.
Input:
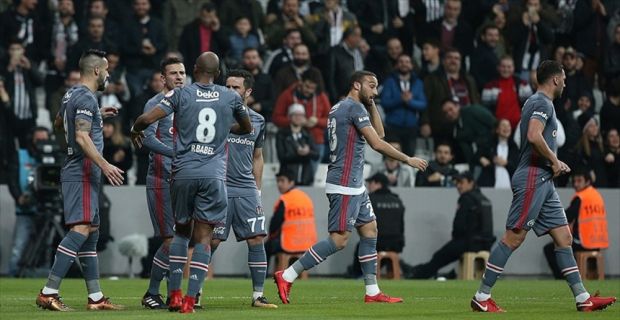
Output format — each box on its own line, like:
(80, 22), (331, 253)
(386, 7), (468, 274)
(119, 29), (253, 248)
(68, 16), (115, 70)
(227, 16), (260, 66)
(572, 91), (596, 124)
(384, 37), (404, 77)
(353, 0), (402, 48)
(163, 0), (209, 51)
(423, 48), (479, 142)
(2, 40), (40, 148)
(178, 3), (228, 75)
(0, 77), (14, 184)
(276, 104), (320, 186)
(0, 0), (47, 63)
(419, 38), (442, 79)
(264, 28), (302, 77)
(411, 171), (495, 279)
(265, 169), (317, 267)
(218, 0), (265, 35)
(326, 26), (364, 102)
(470, 24), (501, 89)
(273, 43), (325, 96)
(558, 48), (592, 113)
(374, 142), (416, 187)
(380, 54), (427, 156)
(48, 69), (80, 133)
(442, 98), (496, 166)
(604, 128), (620, 188)
(421, 0), (474, 60)
(82, 0), (120, 44)
(477, 118), (519, 188)
(358, 38), (393, 84)
(122, 0), (167, 98)
(273, 68), (331, 154)
(543, 169), (609, 279)
(7, 127), (50, 276)
(600, 79), (620, 135)
(506, 0), (554, 81)
(45, 0), (79, 113)
(577, 116), (608, 187)
(100, 51), (130, 131)
(307, 0), (357, 58)
(478, 6), (509, 58)
(102, 119), (133, 185)
(481, 56), (532, 129)
(604, 24), (620, 83)
(348, 172), (406, 277)
(572, 0), (608, 85)
(264, 0), (317, 50)
(415, 142), (459, 187)
(241, 48), (275, 120)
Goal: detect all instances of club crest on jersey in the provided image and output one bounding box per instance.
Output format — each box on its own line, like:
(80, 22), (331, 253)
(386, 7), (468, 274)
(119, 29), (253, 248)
(196, 90), (219, 99)
(62, 91), (72, 103)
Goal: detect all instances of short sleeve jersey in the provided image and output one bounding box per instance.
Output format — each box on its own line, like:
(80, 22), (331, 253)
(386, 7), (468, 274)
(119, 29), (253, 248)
(513, 92), (558, 186)
(144, 92), (174, 187)
(226, 108), (265, 197)
(158, 82), (248, 180)
(325, 97), (372, 195)
(59, 85), (103, 182)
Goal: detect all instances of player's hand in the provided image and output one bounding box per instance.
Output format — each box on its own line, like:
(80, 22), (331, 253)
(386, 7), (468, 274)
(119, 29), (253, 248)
(551, 160), (570, 177)
(406, 157), (428, 171)
(102, 162), (124, 186)
(100, 106), (119, 118)
(559, 160), (571, 175)
(130, 128), (145, 149)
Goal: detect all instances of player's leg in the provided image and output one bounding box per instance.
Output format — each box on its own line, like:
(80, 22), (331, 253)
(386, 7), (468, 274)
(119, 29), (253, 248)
(356, 193), (402, 303)
(246, 235), (277, 308)
(185, 221), (213, 304)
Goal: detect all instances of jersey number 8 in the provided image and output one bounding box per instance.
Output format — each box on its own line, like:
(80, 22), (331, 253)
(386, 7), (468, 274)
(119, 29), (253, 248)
(196, 108), (217, 143)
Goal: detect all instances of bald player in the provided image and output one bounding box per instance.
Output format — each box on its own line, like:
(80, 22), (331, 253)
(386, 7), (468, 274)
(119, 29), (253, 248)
(274, 71), (428, 304)
(131, 52), (252, 314)
(470, 60), (616, 313)
(37, 49), (124, 311)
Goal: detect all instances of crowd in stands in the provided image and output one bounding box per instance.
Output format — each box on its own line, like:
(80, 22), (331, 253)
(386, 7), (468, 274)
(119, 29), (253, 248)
(0, 0), (619, 189)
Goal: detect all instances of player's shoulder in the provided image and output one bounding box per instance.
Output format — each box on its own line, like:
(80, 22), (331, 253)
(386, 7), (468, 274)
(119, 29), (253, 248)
(68, 85), (97, 107)
(146, 92), (165, 107)
(248, 108), (265, 123)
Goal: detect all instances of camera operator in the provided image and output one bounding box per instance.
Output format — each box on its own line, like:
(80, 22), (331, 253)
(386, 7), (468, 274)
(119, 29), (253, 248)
(7, 127), (51, 276)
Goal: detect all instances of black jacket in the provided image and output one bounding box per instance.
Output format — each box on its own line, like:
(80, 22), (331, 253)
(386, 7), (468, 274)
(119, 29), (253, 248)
(178, 19), (229, 73)
(326, 44), (356, 102)
(422, 19), (475, 59)
(415, 160), (459, 187)
(452, 188), (495, 251)
(369, 187), (405, 252)
(276, 127), (320, 186)
(477, 137), (519, 187)
(470, 42), (499, 89)
(122, 15), (167, 71)
(2, 66), (41, 121)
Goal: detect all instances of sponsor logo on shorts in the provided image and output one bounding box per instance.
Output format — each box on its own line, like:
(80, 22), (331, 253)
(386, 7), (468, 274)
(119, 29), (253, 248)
(527, 219), (535, 227)
(213, 226), (225, 235)
(348, 218), (356, 225)
(256, 206), (264, 216)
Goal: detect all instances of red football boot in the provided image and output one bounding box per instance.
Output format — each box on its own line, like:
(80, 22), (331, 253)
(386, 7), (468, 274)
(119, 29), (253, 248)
(168, 289), (183, 312)
(364, 292), (403, 303)
(273, 271), (293, 304)
(471, 297), (505, 312)
(180, 295), (196, 314)
(577, 292), (616, 312)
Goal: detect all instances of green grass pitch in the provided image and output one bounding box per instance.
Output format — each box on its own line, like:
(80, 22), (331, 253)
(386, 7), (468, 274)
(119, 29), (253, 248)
(0, 278), (618, 319)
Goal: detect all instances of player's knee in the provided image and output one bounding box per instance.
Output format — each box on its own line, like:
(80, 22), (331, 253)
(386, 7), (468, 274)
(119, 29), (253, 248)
(555, 233), (573, 248)
(502, 232), (526, 250)
(246, 236), (265, 246)
(330, 233), (349, 250)
(71, 224), (90, 236)
(210, 239), (221, 250)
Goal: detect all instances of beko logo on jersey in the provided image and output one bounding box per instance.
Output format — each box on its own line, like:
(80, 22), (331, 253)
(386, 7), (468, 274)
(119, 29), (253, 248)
(196, 90), (219, 99)
(227, 137), (255, 146)
(77, 109), (93, 117)
(191, 144), (215, 155)
(533, 111), (548, 120)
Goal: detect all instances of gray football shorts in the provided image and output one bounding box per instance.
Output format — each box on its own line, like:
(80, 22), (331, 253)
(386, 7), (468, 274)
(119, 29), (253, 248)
(506, 178), (568, 236)
(171, 178), (227, 226)
(146, 187), (174, 238)
(61, 180), (100, 226)
(213, 194), (267, 242)
(327, 191), (376, 232)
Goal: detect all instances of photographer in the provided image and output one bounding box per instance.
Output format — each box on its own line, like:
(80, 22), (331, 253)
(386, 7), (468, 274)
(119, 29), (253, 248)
(7, 127), (51, 276)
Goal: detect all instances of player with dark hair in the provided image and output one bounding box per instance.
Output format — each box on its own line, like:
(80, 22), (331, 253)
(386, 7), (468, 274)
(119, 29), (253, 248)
(37, 49), (125, 311)
(470, 60), (616, 313)
(140, 56), (186, 309)
(131, 52), (252, 313)
(208, 69), (276, 308)
(274, 70), (428, 304)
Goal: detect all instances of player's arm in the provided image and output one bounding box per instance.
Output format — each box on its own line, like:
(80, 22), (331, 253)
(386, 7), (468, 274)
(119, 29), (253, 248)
(359, 125), (428, 171)
(231, 98), (252, 135)
(366, 100), (385, 139)
(54, 113), (64, 131)
(74, 118), (124, 186)
(131, 106), (168, 149)
(142, 103), (173, 157)
(252, 147), (264, 192)
(526, 119), (569, 177)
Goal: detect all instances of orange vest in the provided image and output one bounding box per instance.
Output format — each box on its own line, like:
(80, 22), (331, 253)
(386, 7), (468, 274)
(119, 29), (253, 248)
(275, 188), (317, 253)
(573, 186), (609, 249)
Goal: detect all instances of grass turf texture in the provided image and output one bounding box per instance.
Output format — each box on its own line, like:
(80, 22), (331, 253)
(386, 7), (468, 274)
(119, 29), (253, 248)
(0, 278), (618, 319)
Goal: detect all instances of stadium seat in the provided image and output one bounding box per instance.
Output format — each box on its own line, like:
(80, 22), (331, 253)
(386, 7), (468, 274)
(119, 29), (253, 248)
(575, 251), (605, 280)
(376, 251), (401, 280)
(458, 251), (490, 280)
(276, 253), (309, 279)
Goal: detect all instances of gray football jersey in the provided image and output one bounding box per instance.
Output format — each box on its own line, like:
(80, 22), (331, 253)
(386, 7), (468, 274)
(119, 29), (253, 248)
(325, 97), (372, 194)
(144, 92), (174, 188)
(59, 85), (103, 182)
(513, 92), (558, 186)
(226, 108), (265, 197)
(158, 82), (248, 180)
